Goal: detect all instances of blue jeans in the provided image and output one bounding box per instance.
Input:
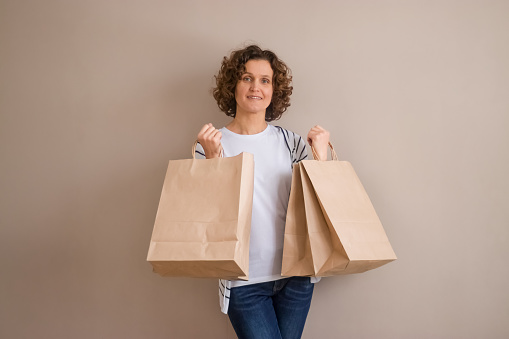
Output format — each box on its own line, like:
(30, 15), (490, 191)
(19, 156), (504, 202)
(227, 277), (314, 339)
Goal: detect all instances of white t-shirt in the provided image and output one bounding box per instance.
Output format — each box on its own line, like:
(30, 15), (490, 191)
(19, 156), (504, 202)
(195, 124), (319, 314)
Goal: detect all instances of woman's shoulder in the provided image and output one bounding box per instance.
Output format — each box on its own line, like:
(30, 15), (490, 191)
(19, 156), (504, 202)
(271, 125), (308, 162)
(271, 125), (305, 144)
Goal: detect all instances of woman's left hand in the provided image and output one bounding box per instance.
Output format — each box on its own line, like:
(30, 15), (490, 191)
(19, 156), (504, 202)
(307, 125), (330, 161)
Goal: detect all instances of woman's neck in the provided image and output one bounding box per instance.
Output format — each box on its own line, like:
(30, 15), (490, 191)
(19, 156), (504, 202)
(226, 113), (267, 135)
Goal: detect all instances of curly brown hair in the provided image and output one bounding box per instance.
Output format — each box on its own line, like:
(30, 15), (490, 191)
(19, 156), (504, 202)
(212, 45), (293, 122)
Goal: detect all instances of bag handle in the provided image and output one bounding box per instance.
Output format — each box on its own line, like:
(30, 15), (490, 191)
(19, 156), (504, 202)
(311, 142), (339, 161)
(192, 141), (224, 159)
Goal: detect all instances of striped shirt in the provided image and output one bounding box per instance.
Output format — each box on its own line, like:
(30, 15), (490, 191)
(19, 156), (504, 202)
(195, 124), (319, 314)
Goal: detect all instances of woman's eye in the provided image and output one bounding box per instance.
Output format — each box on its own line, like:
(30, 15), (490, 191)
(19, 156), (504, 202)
(243, 76), (251, 81)
(262, 79), (270, 84)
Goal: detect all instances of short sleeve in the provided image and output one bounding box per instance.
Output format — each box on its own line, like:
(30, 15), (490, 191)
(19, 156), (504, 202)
(292, 134), (308, 164)
(195, 142), (206, 159)
(275, 126), (309, 166)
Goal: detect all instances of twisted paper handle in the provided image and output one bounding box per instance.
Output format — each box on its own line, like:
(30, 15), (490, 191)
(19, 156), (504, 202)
(192, 140), (224, 159)
(311, 142), (339, 161)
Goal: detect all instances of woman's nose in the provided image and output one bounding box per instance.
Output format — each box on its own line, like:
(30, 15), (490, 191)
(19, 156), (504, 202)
(250, 80), (260, 91)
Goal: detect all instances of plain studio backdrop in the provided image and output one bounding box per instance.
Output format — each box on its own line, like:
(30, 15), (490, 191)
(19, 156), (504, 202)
(1, 1), (508, 338)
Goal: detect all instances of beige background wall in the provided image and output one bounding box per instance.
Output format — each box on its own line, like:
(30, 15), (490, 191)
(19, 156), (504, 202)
(1, 0), (508, 338)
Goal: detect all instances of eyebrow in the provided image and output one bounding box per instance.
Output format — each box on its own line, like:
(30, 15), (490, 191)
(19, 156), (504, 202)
(243, 71), (272, 78)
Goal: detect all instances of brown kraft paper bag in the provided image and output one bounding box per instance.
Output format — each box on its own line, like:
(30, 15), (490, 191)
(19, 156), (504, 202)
(282, 143), (396, 277)
(147, 143), (254, 280)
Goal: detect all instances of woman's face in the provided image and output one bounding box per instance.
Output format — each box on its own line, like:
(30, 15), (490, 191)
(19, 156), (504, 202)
(234, 59), (273, 117)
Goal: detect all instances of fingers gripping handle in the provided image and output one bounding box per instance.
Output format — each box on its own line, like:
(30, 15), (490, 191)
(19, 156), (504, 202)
(311, 142), (339, 161)
(192, 141), (224, 159)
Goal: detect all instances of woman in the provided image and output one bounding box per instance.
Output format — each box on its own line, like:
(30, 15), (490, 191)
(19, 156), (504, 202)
(195, 45), (330, 339)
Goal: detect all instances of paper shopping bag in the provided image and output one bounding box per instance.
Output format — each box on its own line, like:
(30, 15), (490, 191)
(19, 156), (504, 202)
(282, 158), (348, 277)
(280, 163), (315, 276)
(282, 143), (396, 276)
(147, 143), (254, 280)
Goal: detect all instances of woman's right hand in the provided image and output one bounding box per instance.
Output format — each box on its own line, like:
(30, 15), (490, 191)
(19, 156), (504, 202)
(197, 123), (222, 159)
